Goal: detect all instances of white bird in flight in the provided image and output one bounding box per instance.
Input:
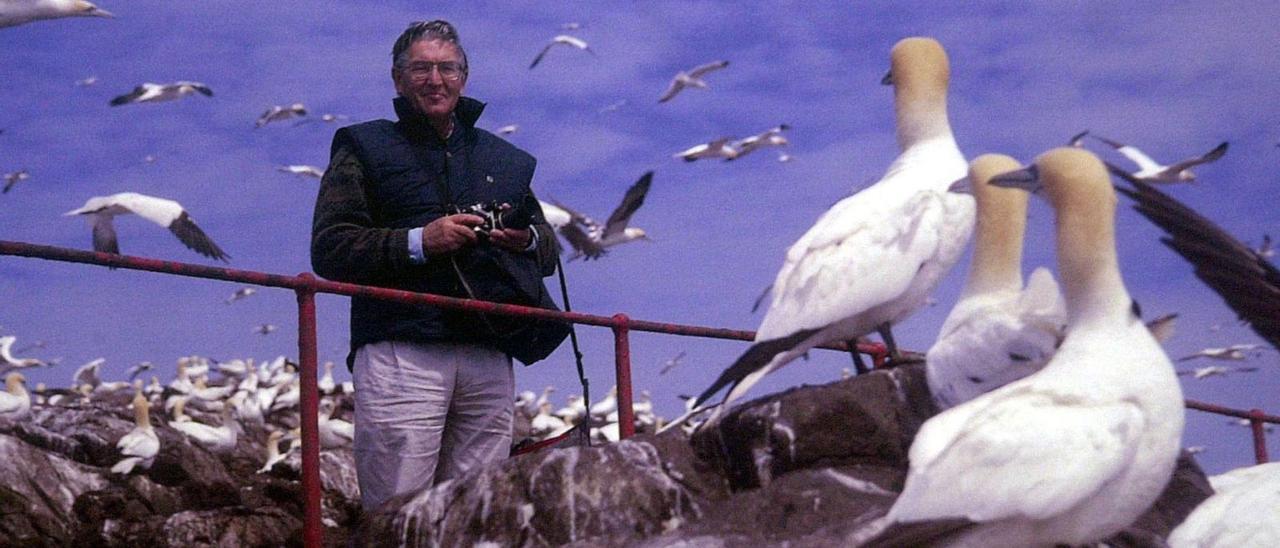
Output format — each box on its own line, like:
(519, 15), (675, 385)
(876, 147), (1184, 547)
(0, 0), (112, 29)
(292, 113), (348, 127)
(277, 164), (325, 179)
(3, 169), (29, 194)
(1085, 131), (1228, 183)
(1176, 364), (1259, 379)
(1177, 343), (1267, 362)
(689, 37), (974, 415)
(1, 335), (46, 373)
(74, 75), (97, 87)
(109, 81), (213, 106)
(673, 137), (739, 162)
(529, 34), (594, 69)
(65, 192), (230, 261)
(658, 60), (730, 103)
(254, 324), (278, 335)
(925, 154), (1066, 410)
(496, 124), (519, 135)
(255, 103), (307, 128)
(539, 171), (653, 261)
(225, 286), (257, 304)
(729, 124), (790, 160)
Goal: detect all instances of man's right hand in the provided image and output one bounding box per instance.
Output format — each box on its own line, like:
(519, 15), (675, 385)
(423, 214), (485, 255)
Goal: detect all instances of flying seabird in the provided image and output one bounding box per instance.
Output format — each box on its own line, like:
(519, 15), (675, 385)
(1176, 364), (1260, 379)
(496, 124), (519, 135)
(687, 37), (974, 417)
(870, 148), (1184, 547)
(292, 113), (348, 127)
(658, 351), (686, 376)
(110, 391), (159, 474)
(72, 357), (104, 390)
(1112, 166), (1280, 351)
(74, 75), (97, 86)
(255, 102), (307, 128)
(777, 152), (793, 163)
(1090, 133), (1228, 183)
(925, 154), (1066, 410)
(658, 60), (730, 103)
(539, 171), (654, 261)
(1168, 461), (1280, 547)
(277, 164), (325, 179)
(598, 99), (627, 114)
(3, 169), (29, 193)
(673, 137), (739, 162)
(109, 81), (213, 106)
(0, 0), (112, 29)
(65, 192), (230, 261)
(529, 34), (594, 69)
(225, 286), (257, 304)
(254, 323), (278, 335)
(0, 335), (46, 373)
(125, 361), (152, 381)
(1176, 343), (1268, 362)
(729, 124), (790, 160)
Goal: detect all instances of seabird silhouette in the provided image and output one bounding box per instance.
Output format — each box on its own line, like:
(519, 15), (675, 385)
(65, 192), (229, 261)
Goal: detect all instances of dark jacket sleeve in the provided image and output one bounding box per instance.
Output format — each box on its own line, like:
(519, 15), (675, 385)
(310, 145), (413, 284)
(520, 187), (559, 278)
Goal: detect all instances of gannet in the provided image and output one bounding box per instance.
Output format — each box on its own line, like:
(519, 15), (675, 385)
(318, 361), (336, 395)
(268, 378), (299, 413)
(143, 375), (162, 400)
(171, 402), (239, 455)
(74, 75), (97, 86)
(189, 376), (233, 401)
(65, 192), (230, 261)
(496, 124), (518, 135)
(529, 401), (566, 438)
(539, 171), (653, 261)
(225, 288), (256, 306)
(1177, 343), (1267, 362)
(1090, 133), (1228, 183)
(658, 60), (730, 103)
(1112, 168), (1280, 350)
(255, 103), (307, 128)
(1176, 364), (1259, 379)
(0, 0), (112, 29)
(72, 357), (104, 390)
(108, 81), (213, 106)
(598, 99), (627, 114)
(125, 361), (152, 381)
(589, 385), (617, 419)
(690, 37), (974, 414)
(292, 113), (348, 127)
(528, 34), (594, 69)
(317, 399), (352, 449)
(658, 351), (686, 375)
(1227, 418), (1276, 433)
(1, 335), (46, 373)
(110, 391), (159, 474)
(257, 429), (293, 474)
(214, 358), (249, 379)
(729, 124), (790, 160)
(876, 147), (1185, 546)
(3, 169), (29, 193)
(925, 154), (1066, 410)
(777, 152), (793, 163)
(1168, 461), (1280, 547)
(0, 372), (30, 420)
(673, 137), (739, 162)
(554, 394), (586, 425)
(253, 323), (278, 336)
(276, 164), (325, 179)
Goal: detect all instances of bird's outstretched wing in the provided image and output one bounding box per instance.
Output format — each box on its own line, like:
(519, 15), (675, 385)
(1112, 165), (1280, 350)
(558, 223), (603, 260)
(1165, 141), (1228, 174)
(657, 78), (685, 103)
(109, 85), (148, 106)
(168, 212), (230, 262)
(1094, 134), (1162, 174)
(602, 171), (653, 239)
(687, 60), (730, 78)
(691, 326), (821, 408)
(91, 215), (120, 254)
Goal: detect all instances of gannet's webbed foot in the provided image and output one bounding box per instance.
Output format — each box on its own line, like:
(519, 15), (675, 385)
(847, 339), (869, 374)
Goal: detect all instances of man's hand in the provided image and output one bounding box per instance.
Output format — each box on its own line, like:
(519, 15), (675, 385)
(489, 227), (533, 252)
(423, 214), (484, 255)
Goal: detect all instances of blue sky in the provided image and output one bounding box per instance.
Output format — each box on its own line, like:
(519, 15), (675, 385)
(2, 1), (1278, 475)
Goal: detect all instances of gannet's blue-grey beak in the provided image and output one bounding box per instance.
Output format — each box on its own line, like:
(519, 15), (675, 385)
(989, 166), (1042, 193)
(880, 70), (893, 86)
(947, 176), (973, 194)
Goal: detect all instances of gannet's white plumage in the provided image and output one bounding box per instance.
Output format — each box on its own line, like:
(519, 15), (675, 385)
(673, 137), (739, 162)
(0, 0), (112, 29)
(1176, 343), (1266, 362)
(926, 154), (1066, 410)
(225, 287), (256, 304)
(691, 37), (974, 412)
(1090, 133), (1228, 183)
(317, 399), (352, 449)
(729, 124), (790, 160)
(883, 148), (1184, 546)
(1176, 363), (1259, 379)
(0, 372), (31, 420)
(255, 103), (306, 128)
(277, 165), (325, 179)
(528, 34), (594, 69)
(110, 391), (159, 474)
(108, 81), (213, 106)
(539, 171), (653, 260)
(1168, 461), (1280, 547)
(3, 169), (29, 194)
(65, 192), (229, 261)
(171, 401), (240, 455)
(1, 335), (46, 373)
(72, 357), (104, 389)
(658, 60), (730, 103)
(257, 429), (292, 474)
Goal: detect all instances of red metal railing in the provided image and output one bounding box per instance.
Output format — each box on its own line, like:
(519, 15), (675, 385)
(3, 239), (1276, 546)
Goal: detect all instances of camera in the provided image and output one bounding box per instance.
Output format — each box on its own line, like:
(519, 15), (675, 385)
(451, 201), (531, 242)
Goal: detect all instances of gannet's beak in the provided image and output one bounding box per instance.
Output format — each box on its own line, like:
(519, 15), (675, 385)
(989, 166), (1042, 193)
(946, 176), (973, 194)
(880, 69), (893, 86)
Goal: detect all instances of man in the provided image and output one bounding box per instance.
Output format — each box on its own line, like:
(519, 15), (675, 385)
(311, 20), (559, 511)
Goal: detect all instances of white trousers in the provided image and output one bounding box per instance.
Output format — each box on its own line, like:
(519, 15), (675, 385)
(352, 340), (514, 512)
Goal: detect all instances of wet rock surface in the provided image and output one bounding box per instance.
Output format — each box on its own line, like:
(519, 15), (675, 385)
(361, 364), (1213, 547)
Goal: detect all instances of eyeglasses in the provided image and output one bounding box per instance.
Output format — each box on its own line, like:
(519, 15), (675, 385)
(403, 61), (465, 82)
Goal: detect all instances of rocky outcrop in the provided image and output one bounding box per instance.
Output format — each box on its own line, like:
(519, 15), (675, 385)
(361, 364), (1214, 547)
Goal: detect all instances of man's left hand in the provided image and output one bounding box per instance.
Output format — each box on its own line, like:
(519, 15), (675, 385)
(489, 227), (533, 252)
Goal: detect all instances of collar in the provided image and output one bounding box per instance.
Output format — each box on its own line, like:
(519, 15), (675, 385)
(393, 96), (486, 142)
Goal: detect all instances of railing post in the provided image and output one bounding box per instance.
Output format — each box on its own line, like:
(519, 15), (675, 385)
(612, 313), (635, 439)
(1250, 408), (1270, 464)
(296, 274), (323, 547)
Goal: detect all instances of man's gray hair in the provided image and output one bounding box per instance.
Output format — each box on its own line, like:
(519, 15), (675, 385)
(392, 20), (469, 73)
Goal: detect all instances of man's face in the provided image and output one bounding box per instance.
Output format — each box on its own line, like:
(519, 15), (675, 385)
(393, 39), (466, 125)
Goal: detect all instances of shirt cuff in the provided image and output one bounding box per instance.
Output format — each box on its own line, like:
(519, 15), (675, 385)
(523, 226), (540, 252)
(408, 227), (426, 264)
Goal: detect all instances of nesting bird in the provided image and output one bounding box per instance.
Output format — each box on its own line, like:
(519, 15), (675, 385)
(690, 37), (974, 414)
(1167, 461), (1280, 547)
(875, 148), (1184, 547)
(64, 192), (230, 261)
(0, 372), (31, 420)
(0, 0), (112, 29)
(925, 154), (1066, 410)
(109, 81), (213, 106)
(110, 391), (159, 474)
